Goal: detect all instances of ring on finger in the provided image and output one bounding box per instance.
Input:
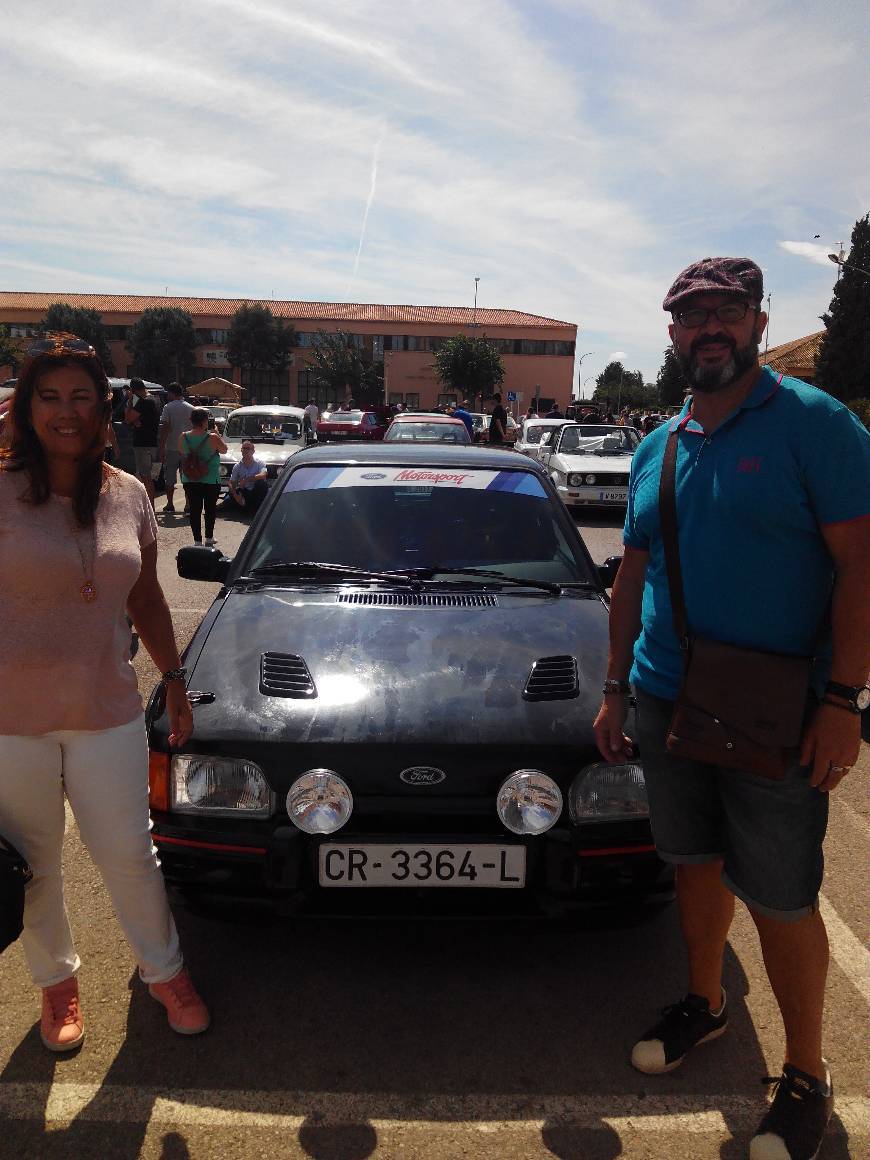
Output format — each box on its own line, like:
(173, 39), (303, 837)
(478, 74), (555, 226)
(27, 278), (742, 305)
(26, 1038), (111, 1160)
(828, 763), (850, 773)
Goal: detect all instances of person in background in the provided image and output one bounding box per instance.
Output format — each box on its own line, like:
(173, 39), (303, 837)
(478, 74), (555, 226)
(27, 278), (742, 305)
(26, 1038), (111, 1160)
(453, 399), (475, 439)
(488, 392), (508, 445)
(178, 408), (226, 548)
(546, 403), (564, 418)
(223, 439), (267, 514)
(303, 399), (319, 444)
(0, 333), (210, 1051)
(157, 383), (193, 514)
(124, 379), (160, 509)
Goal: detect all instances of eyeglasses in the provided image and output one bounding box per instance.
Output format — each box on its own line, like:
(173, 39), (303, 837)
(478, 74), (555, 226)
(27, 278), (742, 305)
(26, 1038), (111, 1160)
(26, 332), (97, 358)
(673, 302), (757, 328)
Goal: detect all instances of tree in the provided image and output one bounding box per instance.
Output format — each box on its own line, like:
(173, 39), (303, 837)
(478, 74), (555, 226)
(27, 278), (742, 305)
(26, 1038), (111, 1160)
(814, 214), (870, 402)
(41, 303), (115, 373)
(226, 303), (298, 377)
(656, 345), (687, 407)
(126, 307), (197, 386)
(432, 333), (505, 399)
(0, 325), (24, 375)
(306, 330), (384, 407)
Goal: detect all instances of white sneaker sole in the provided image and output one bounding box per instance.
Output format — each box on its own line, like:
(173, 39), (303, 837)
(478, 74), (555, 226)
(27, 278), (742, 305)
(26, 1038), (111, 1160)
(40, 1027), (84, 1052)
(631, 1020), (728, 1075)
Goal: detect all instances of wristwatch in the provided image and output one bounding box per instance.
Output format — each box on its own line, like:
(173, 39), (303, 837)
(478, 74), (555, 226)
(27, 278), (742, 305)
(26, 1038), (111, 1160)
(825, 681), (870, 713)
(161, 667), (188, 684)
(602, 679), (631, 695)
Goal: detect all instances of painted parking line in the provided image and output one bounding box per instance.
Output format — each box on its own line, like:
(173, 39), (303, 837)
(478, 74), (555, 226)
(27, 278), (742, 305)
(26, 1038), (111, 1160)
(0, 1084), (866, 1136)
(818, 892), (870, 1007)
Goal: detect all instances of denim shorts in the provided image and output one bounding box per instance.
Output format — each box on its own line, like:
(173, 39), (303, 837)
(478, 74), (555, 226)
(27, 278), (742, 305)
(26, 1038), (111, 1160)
(635, 687), (829, 921)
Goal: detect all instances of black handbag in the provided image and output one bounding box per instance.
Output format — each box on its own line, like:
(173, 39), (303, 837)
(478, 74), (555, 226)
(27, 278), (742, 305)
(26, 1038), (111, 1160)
(0, 833), (32, 954)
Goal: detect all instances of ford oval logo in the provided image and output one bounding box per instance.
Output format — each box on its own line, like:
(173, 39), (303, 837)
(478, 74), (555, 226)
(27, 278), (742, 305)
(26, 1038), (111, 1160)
(361, 472), (387, 480)
(399, 766), (447, 786)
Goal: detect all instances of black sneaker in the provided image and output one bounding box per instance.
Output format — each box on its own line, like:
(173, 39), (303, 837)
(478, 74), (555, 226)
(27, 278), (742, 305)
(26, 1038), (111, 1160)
(630, 989), (727, 1074)
(750, 1064), (833, 1159)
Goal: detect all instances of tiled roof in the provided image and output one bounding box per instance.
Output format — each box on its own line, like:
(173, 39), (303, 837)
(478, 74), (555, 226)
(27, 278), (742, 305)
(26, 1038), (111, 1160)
(761, 331), (825, 371)
(0, 291), (573, 330)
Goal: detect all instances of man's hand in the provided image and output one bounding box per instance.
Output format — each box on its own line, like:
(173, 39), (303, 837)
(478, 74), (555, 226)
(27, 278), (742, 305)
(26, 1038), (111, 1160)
(799, 701), (861, 792)
(593, 694), (634, 763)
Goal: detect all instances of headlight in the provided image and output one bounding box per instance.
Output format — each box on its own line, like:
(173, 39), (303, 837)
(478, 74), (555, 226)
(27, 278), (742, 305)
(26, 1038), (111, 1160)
(585, 473), (597, 484)
(567, 472), (583, 487)
(286, 769), (353, 834)
(569, 762), (648, 823)
(220, 464), (231, 477)
(497, 770), (562, 835)
(170, 755), (271, 817)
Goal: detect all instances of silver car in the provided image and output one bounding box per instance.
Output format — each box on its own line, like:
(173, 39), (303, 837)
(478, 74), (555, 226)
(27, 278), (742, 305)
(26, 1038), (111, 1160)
(219, 405), (306, 486)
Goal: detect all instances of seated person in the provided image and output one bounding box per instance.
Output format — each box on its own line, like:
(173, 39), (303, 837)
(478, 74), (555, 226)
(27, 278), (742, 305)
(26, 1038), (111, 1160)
(224, 439), (268, 512)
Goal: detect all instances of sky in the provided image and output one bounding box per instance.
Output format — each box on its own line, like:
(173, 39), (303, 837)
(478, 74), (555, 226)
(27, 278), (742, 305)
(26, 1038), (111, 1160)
(3, 0), (868, 394)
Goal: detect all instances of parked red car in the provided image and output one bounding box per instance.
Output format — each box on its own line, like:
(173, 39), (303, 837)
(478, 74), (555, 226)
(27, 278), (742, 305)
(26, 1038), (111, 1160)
(316, 409), (389, 443)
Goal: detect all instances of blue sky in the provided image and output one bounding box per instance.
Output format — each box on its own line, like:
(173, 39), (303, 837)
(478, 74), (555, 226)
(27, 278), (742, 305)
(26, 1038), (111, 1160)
(2, 0), (868, 392)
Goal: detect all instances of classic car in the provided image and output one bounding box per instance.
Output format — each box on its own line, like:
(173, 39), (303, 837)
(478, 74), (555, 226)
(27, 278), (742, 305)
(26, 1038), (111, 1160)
(384, 414), (471, 444)
(536, 424), (640, 508)
(219, 405), (306, 485)
(147, 444), (670, 915)
(514, 418), (572, 458)
(316, 409), (389, 443)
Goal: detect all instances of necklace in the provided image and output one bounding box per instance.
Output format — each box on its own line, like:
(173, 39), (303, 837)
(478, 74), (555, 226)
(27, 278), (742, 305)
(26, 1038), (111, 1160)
(61, 501), (98, 603)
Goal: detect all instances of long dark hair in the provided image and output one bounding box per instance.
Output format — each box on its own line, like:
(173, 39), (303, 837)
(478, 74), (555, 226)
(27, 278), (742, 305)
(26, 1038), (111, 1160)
(0, 334), (112, 527)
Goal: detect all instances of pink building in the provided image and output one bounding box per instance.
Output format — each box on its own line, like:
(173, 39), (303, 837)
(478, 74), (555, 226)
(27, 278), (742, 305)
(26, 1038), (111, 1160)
(0, 292), (577, 413)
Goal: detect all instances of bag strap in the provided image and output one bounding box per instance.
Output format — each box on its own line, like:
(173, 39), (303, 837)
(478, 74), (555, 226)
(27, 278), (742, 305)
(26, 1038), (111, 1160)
(184, 433), (217, 462)
(658, 426), (691, 653)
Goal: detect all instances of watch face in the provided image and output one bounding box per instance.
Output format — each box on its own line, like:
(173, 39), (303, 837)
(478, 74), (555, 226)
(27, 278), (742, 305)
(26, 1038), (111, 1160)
(857, 687), (870, 712)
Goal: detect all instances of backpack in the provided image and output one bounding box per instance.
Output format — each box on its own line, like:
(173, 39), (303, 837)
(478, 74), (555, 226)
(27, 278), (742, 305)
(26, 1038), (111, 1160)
(182, 433), (215, 481)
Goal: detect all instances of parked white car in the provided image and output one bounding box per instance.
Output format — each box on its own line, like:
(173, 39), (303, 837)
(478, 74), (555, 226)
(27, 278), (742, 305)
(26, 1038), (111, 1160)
(219, 405), (306, 485)
(515, 417), (572, 458)
(536, 424), (640, 508)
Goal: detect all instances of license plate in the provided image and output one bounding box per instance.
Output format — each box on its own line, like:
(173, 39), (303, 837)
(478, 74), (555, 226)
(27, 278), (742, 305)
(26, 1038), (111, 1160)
(598, 490), (626, 502)
(318, 843), (526, 888)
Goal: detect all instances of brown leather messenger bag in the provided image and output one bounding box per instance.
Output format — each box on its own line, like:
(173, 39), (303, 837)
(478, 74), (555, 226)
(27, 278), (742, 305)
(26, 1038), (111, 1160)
(659, 425), (813, 780)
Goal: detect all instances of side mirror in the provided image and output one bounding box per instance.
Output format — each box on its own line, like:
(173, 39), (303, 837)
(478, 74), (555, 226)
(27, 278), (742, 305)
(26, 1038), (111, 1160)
(177, 545), (231, 582)
(597, 555), (622, 588)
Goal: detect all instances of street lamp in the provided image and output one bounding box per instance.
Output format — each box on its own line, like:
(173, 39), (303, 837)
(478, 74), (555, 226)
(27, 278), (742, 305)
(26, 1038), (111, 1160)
(473, 277), (480, 327)
(828, 252), (870, 279)
(576, 350), (593, 397)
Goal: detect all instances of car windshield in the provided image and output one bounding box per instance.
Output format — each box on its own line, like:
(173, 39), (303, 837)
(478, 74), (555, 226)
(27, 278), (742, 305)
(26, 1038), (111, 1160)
(385, 422), (470, 443)
(243, 464), (591, 585)
(322, 411), (365, 424)
(558, 426), (638, 454)
(523, 425), (549, 444)
(224, 414), (301, 440)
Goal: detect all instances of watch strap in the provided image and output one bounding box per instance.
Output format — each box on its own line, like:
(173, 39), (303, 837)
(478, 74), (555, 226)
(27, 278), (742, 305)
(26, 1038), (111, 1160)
(161, 667), (187, 683)
(603, 679), (631, 695)
(821, 695), (860, 716)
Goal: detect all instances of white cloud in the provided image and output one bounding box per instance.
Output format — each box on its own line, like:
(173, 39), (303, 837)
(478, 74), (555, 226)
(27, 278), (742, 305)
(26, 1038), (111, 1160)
(778, 241), (841, 269)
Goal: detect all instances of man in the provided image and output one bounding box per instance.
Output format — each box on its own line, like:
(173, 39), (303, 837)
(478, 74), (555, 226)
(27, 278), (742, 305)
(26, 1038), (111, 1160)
(157, 383), (194, 513)
(488, 392), (508, 445)
(453, 399), (474, 439)
(593, 257), (870, 1160)
(303, 398), (319, 443)
(546, 403), (564, 418)
(223, 439), (268, 513)
(124, 378), (160, 507)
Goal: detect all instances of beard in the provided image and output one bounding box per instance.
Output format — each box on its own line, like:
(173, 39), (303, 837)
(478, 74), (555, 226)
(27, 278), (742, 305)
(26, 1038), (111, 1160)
(674, 332), (760, 394)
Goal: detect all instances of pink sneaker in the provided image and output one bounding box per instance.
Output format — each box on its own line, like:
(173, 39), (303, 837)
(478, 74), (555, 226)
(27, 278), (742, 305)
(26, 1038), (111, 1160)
(148, 969), (210, 1035)
(41, 976), (84, 1052)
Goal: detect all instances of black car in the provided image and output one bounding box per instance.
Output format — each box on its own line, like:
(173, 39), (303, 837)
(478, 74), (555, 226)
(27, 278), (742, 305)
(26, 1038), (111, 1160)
(147, 445), (671, 915)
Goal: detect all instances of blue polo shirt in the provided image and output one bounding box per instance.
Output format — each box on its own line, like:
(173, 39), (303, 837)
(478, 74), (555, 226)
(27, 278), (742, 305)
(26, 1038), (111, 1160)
(624, 367), (870, 700)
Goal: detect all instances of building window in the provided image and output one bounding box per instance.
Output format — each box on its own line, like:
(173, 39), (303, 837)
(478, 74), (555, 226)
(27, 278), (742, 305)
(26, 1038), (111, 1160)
(373, 336), (385, 357)
(241, 368), (291, 405)
(404, 393), (420, 409)
(8, 323), (40, 338)
(297, 368), (343, 410)
(103, 325), (128, 340)
(388, 392), (404, 405)
(437, 393), (458, 407)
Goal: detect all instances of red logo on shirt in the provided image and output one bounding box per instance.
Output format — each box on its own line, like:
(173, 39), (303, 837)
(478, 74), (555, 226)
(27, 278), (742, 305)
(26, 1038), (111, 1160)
(737, 457), (763, 473)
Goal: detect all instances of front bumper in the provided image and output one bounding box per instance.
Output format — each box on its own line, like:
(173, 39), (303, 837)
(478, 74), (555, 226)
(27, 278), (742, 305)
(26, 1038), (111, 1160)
(150, 817), (672, 914)
(557, 484), (628, 507)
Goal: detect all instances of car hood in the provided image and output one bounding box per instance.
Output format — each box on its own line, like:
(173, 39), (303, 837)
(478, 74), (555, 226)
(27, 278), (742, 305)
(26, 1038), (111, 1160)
(179, 588), (609, 747)
(555, 453), (634, 472)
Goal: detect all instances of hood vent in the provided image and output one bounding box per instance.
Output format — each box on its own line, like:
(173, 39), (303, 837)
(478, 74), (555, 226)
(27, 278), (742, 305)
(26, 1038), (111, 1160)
(337, 592), (498, 608)
(260, 652), (317, 698)
(523, 655), (579, 701)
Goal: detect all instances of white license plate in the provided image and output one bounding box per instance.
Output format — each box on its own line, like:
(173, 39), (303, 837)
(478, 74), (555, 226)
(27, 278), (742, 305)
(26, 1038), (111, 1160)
(318, 843), (526, 888)
(598, 490), (626, 502)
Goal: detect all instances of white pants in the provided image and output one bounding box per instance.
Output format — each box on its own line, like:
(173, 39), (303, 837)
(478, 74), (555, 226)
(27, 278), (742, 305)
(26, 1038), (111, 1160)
(0, 715), (182, 988)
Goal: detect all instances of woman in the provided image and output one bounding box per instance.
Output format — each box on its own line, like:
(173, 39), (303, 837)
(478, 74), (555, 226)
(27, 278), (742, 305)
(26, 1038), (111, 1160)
(178, 408), (226, 547)
(0, 333), (209, 1051)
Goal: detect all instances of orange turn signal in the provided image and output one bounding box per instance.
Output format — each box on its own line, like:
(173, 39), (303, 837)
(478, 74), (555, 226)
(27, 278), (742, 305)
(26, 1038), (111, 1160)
(148, 750), (170, 812)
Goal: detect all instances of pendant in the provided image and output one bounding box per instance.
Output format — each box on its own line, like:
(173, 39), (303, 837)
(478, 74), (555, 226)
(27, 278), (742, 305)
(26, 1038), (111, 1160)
(81, 582), (98, 603)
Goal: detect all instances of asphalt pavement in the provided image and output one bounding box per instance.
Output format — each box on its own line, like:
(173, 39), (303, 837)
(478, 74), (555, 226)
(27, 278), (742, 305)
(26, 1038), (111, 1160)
(0, 502), (866, 1159)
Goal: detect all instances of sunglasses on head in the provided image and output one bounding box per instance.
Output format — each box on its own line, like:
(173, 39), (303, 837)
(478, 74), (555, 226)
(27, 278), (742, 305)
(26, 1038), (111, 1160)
(26, 332), (97, 359)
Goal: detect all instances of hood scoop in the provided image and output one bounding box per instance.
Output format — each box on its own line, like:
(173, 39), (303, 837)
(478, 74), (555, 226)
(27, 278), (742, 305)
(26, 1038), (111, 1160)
(336, 592), (499, 608)
(260, 652), (317, 698)
(523, 655), (579, 701)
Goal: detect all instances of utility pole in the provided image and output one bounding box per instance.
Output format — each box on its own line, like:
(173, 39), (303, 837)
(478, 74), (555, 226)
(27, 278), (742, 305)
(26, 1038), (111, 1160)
(764, 293), (771, 356)
(473, 277), (480, 327)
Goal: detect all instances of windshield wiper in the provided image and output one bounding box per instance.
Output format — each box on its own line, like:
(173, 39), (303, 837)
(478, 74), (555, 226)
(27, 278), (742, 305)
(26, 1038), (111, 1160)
(241, 560), (421, 584)
(402, 566), (563, 594)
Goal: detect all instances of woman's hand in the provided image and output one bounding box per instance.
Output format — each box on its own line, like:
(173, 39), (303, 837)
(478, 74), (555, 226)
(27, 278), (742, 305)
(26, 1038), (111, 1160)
(165, 681), (193, 748)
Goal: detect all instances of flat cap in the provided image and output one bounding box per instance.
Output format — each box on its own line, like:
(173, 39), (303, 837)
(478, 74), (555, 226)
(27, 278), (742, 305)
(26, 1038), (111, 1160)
(663, 257), (763, 312)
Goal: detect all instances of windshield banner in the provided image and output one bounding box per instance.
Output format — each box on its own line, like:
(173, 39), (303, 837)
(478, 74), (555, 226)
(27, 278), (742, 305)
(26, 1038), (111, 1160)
(284, 465), (547, 497)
